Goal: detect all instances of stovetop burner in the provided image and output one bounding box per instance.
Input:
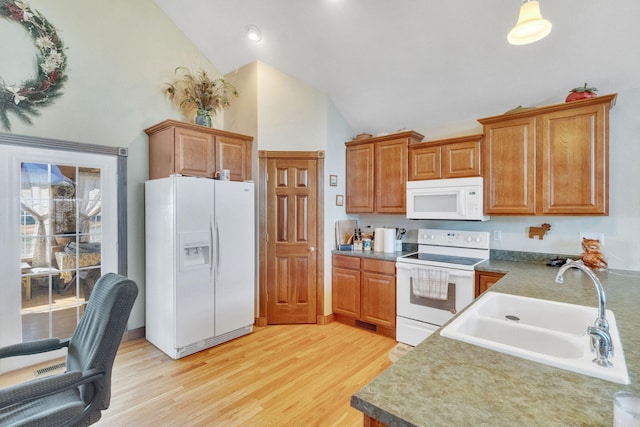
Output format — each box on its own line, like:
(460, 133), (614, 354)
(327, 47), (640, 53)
(399, 252), (485, 267)
(396, 228), (490, 270)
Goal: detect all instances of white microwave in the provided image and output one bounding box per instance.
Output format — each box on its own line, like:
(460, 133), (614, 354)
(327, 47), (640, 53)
(406, 177), (489, 221)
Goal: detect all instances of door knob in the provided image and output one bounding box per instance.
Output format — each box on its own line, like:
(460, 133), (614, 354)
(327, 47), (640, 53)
(309, 247), (315, 252)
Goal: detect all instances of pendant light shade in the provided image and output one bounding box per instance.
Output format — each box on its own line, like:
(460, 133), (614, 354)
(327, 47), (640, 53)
(508, 0), (552, 45)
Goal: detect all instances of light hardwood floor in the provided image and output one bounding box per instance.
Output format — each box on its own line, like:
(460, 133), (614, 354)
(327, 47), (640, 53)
(1, 322), (396, 426)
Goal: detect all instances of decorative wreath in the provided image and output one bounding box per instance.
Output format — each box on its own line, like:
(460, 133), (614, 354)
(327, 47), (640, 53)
(0, 0), (67, 131)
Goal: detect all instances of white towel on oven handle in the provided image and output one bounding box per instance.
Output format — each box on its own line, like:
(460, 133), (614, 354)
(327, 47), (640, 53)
(412, 267), (449, 300)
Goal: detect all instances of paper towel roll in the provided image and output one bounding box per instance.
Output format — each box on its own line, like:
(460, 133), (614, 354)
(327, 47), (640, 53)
(383, 228), (396, 253)
(374, 228), (385, 252)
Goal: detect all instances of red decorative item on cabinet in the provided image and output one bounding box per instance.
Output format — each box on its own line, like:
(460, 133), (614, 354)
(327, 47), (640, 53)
(566, 83), (598, 102)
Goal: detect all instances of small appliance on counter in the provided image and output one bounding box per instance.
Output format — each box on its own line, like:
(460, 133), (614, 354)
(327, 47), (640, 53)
(335, 219), (357, 250)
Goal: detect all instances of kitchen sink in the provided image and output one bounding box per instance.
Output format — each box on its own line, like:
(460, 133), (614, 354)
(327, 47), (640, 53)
(440, 292), (630, 384)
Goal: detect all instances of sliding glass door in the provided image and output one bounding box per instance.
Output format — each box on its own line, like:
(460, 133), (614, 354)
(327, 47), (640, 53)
(0, 145), (118, 370)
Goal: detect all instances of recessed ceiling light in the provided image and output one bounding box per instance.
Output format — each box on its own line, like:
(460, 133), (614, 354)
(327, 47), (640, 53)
(246, 25), (262, 42)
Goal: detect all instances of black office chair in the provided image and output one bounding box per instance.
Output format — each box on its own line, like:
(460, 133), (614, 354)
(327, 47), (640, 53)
(0, 273), (138, 427)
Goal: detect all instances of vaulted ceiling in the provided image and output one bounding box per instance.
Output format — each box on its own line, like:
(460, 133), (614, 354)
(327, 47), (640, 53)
(155, 0), (640, 136)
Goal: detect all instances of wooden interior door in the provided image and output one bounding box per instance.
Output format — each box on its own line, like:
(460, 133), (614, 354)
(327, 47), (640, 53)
(265, 155), (320, 324)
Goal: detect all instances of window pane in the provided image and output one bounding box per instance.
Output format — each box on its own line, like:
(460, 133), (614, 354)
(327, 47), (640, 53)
(20, 162), (102, 341)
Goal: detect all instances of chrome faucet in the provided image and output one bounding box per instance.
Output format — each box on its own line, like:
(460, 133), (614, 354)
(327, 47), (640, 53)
(555, 260), (613, 367)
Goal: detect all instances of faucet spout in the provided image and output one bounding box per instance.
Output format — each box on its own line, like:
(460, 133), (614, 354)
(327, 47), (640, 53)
(555, 260), (608, 331)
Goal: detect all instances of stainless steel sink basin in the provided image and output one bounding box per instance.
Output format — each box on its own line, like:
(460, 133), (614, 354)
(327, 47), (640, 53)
(440, 292), (630, 384)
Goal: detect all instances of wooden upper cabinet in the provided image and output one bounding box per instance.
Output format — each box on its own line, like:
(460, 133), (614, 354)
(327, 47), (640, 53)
(346, 131), (424, 214)
(145, 120), (253, 181)
(481, 116), (536, 215)
(174, 127), (216, 178)
(216, 134), (251, 182)
(409, 145), (441, 180)
(346, 143), (375, 213)
(409, 134), (482, 181)
(375, 138), (409, 213)
(478, 94), (616, 216)
(539, 103), (609, 214)
(442, 137), (482, 178)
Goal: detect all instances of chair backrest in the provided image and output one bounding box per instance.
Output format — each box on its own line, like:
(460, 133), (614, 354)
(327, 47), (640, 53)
(65, 273), (138, 417)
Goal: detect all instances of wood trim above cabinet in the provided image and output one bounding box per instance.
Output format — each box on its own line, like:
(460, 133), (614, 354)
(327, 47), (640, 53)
(145, 119), (255, 142)
(477, 94), (617, 125)
(345, 131), (425, 148)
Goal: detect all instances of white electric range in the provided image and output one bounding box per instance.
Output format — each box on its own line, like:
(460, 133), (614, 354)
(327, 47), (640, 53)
(396, 228), (490, 346)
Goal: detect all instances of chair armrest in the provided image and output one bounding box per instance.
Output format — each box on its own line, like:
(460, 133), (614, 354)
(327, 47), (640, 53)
(0, 369), (104, 409)
(0, 338), (69, 359)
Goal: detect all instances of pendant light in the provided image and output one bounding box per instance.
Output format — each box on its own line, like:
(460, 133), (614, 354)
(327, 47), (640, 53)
(507, 0), (552, 45)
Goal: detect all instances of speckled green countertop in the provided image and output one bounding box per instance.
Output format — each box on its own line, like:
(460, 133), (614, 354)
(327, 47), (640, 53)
(351, 258), (640, 426)
(331, 244), (417, 262)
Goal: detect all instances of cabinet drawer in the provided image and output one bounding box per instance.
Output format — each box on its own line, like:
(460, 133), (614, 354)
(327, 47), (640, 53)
(333, 254), (361, 270)
(361, 258), (395, 275)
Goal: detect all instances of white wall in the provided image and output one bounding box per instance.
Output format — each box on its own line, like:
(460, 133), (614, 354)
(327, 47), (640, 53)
(355, 88), (640, 271)
(255, 62), (328, 151)
(1, 0), (225, 329)
(225, 61), (354, 316)
(224, 62), (259, 182)
(324, 99), (355, 314)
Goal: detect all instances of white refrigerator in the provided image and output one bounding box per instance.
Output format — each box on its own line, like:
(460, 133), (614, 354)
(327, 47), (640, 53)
(145, 176), (255, 359)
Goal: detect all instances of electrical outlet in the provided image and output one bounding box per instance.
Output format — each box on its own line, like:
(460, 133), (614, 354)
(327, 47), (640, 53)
(579, 232), (605, 245)
(493, 230), (502, 241)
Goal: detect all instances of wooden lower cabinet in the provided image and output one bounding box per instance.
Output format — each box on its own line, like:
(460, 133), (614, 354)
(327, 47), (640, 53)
(363, 415), (388, 427)
(475, 270), (505, 297)
(332, 255), (396, 337)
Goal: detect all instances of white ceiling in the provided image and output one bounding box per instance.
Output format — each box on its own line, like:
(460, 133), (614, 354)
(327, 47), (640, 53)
(154, 0), (640, 136)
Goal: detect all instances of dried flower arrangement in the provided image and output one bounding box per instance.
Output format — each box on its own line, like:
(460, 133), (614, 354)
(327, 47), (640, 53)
(164, 67), (238, 126)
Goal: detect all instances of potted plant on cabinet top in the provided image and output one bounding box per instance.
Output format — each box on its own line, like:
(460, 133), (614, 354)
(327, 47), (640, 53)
(164, 67), (238, 127)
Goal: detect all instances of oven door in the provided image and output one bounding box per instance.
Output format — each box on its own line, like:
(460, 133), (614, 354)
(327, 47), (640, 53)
(396, 261), (475, 328)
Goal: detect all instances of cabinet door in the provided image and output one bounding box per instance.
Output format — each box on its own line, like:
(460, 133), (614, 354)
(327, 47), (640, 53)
(361, 271), (395, 329)
(475, 271), (505, 297)
(332, 267), (361, 318)
(346, 143), (374, 213)
(539, 104), (608, 215)
(409, 145), (441, 180)
(483, 117), (536, 214)
(216, 135), (251, 181)
(442, 139), (481, 178)
(174, 127), (216, 178)
(375, 138), (408, 213)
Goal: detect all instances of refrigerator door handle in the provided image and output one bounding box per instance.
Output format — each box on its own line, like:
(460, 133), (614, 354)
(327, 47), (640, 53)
(209, 216), (215, 277)
(215, 216), (221, 280)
